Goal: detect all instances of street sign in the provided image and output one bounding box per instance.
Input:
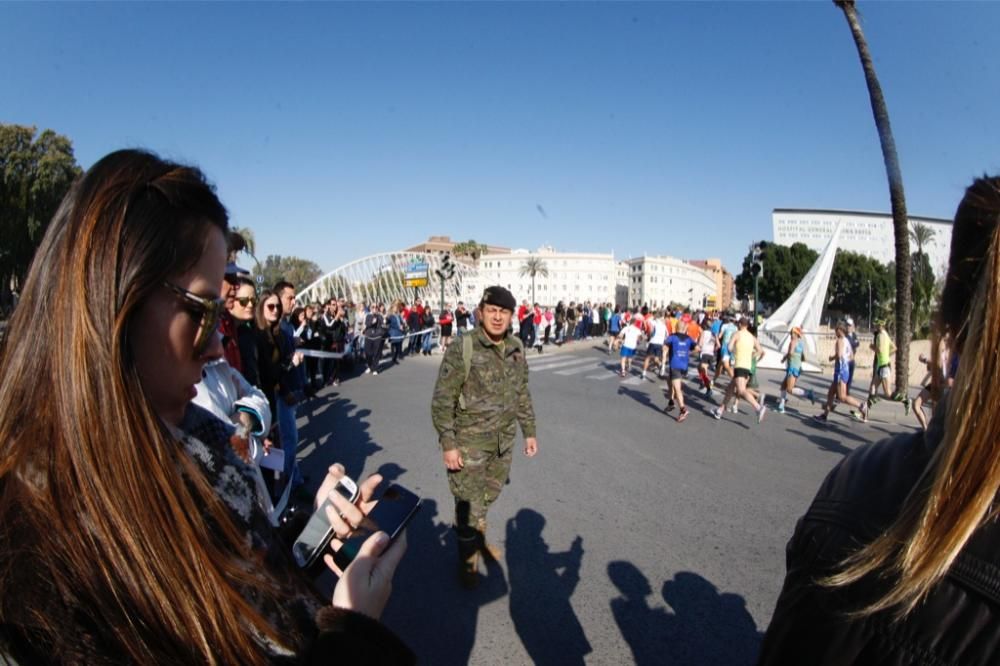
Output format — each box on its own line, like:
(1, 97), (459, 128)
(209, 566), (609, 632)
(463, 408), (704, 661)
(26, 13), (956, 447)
(405, 262), (429, 288)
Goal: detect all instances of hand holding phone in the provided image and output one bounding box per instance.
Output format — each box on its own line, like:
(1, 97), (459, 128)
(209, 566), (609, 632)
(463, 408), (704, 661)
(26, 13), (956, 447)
(291, 474), (362, 571)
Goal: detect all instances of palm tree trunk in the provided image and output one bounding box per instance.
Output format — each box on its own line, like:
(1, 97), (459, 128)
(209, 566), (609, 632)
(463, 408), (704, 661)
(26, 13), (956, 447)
(836, 0), (911, 395)
(532, 274), (536, 304)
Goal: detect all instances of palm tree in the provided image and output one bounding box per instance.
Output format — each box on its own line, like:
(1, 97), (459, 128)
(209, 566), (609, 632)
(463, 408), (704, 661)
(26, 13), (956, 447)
(909, 221), (935, 259)
(229, 226), (261, 275)
(452, 240), (489, 261)
(519, 256), (549, 304)
(835, 0), (911, 396)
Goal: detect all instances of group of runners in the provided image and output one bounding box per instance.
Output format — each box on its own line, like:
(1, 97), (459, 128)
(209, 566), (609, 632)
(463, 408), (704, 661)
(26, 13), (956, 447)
(607, 307), (934, 428)
(610, 308), (769, 424)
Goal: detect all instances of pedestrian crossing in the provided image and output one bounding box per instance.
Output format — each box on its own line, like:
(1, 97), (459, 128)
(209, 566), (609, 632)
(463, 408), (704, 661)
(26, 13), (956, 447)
(526, 353), (623, 381)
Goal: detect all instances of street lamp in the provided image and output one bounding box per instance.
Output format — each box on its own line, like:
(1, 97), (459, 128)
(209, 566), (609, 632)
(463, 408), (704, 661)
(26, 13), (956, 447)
(867, 280), (872, 331)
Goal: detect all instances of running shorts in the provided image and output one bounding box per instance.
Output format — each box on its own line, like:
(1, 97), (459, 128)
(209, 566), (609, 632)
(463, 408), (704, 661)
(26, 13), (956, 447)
(620, 347), (636, 358)
(877, 364), (891, 379)
(734, 367), (752, 380)
(835, 362), (850, 384)
(669, 368), (689, 381)
(646, 343), (663, 358)
(700, 353), (714, 365)
(786, 367), (801, 379)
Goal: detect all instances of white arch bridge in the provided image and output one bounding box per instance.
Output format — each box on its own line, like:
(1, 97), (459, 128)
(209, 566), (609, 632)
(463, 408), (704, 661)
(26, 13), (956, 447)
(297, 252), (479, 306)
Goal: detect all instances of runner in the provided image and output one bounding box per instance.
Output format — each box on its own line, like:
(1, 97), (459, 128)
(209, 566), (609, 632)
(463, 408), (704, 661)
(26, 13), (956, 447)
(641, 311), (668, 380)
(911, 332), (955, 431)
(696, 315), (719, 397)
(607, 306), (622, 354)
(865, 320), (910, 415)
(815, 323), (869, 423)
(617, 318), (643, 377)
(664, 321), (697, 422)
(713, 317), (767, 423)
(777, 326), (815, 413)
(715, 314), (738, 383)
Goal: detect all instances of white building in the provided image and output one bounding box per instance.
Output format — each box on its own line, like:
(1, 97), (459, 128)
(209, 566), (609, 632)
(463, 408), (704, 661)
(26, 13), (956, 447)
(622, 255), (717, 310)
(461, 246), (628, 307)
(772, 209), (952, 276)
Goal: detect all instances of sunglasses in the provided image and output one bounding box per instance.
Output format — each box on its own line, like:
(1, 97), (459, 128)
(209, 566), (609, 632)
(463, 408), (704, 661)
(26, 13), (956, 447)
(235, 296), (257, 307)
(163, 282), (225, 357)
(265, 302), (279, 311)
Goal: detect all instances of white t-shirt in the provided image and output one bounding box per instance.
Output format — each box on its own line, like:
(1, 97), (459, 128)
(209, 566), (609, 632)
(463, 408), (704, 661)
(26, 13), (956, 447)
(621, 325), (643, 350)
(649, 320), (668, 345)
(698, 329), (717, 355)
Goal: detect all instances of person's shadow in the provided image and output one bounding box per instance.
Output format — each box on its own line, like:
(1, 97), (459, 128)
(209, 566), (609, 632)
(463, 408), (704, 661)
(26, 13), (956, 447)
(507, 509), (592, 665)
(381, 498), (508, 665)
(609, 563), (762, 665)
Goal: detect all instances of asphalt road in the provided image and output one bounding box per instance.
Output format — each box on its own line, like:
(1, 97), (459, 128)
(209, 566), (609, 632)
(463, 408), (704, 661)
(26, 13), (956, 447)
(292, 338), (917, 665)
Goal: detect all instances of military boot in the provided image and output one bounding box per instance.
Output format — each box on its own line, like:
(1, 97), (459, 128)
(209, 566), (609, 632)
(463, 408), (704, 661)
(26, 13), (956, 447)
(456, 528), (480, 589)
(477, 519), (503, 562)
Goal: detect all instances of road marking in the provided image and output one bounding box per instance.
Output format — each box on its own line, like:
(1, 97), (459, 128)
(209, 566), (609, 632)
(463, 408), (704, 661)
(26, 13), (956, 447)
(528, 357), (597, 372)
(585, 372), (621, 380)
(553, 363), (606, 376)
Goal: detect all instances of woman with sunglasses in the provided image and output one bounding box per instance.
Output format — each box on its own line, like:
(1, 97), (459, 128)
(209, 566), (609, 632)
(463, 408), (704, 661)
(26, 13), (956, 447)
(0, 150), (412, 663)
(230, 278), (261, 386)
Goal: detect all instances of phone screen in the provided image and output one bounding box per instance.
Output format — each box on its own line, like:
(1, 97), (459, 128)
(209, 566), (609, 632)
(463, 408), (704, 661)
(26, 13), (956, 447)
(291, 477), (361, 571)
(332, 484), (421, 570)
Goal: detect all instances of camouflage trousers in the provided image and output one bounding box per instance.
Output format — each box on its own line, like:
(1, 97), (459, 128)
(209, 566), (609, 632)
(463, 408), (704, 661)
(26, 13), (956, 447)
(448, 444), (513, 530)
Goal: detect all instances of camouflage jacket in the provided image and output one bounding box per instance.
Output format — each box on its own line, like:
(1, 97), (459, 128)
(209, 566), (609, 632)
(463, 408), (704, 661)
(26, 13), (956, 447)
(431, 325), (536, 452)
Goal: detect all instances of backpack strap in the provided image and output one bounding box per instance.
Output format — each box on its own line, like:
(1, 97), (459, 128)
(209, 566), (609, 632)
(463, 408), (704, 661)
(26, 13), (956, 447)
(457, 333), (474, 411)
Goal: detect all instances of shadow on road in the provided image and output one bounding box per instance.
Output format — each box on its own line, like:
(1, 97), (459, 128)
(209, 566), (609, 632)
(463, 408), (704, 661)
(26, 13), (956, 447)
(297, 396), (383, 484)
(507, 509), (592, 665)
(382, 497), (508, 665)
(609, 562), (762, 665)
(787, 429), (854, 456)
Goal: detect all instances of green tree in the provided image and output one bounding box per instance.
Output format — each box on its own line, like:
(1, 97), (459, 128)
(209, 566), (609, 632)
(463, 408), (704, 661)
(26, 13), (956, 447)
(835, 0), (911, 395)
(254, 255), (323, 293)
(735, 242), (818, 307)
(519, 256), (549, 304)
(0, 124), (82, 298)
(451, 240), (489, 260)
(827, 250), (893, 319)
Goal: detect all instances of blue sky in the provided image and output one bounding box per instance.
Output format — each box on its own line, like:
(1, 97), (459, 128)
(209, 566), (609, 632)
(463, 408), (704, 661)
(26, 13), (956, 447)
(4, 2), (999, 277)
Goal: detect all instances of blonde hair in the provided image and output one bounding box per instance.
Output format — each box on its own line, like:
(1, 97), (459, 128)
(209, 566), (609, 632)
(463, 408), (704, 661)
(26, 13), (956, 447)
(822, 176), (1000, 618)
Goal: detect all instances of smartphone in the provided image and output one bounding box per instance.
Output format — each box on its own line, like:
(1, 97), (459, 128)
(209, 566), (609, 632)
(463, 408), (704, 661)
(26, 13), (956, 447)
(291, 476), (361, 571)
(332, 484), (421, 571)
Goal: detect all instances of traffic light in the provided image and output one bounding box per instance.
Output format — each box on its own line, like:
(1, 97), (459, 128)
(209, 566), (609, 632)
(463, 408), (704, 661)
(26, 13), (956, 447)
(441, 253), (455, 279)
(750, 242), (764, 279)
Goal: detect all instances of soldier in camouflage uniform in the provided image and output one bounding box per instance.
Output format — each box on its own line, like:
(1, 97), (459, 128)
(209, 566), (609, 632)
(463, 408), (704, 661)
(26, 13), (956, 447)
(431, 286), (539, 588)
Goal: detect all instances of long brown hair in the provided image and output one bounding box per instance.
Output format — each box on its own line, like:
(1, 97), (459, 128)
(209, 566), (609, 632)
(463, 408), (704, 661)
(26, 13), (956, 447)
(823, 176), (1000, 617)
(0, 150), (293, 662)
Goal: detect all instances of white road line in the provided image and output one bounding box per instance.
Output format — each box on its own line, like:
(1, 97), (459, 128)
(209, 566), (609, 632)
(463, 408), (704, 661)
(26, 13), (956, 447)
(553, 363), (606, 376)
(528, 357), (598, 372)
(585, 372), (622, 381)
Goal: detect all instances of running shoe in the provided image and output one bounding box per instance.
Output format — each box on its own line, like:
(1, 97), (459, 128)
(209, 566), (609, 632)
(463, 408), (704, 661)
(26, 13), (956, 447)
(704, 386), (713, 398)
(807, 388), (816, 404)
(860, 401), (869, 423)
(364, 368), (371, 374)
(850, 410), (860, 420)
(777, 402), (786, 414)
(677, 408), (689, 423)
(665, 401), (675, 413)
(813, 412), (828, 423)
(641, 371), (647, 380)
(756, 404), (767, 424)
(904, 398), (911, 416)
(712, 407), (723, 420)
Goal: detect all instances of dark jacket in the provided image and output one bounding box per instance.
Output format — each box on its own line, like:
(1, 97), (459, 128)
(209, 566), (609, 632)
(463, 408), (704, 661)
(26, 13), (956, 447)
(759, 409), (1000, 665)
